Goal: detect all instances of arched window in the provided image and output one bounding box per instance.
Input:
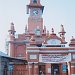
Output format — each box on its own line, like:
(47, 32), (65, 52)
(33, 0), (37, 3)
(47, 39), (61, 45)
(35, 29), (40, 36)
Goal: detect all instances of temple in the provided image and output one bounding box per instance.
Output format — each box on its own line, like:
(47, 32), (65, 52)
(7, 0), (75, 75)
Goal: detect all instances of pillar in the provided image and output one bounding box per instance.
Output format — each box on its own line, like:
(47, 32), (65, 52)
(34, 64), (38, 75)
(61, 63), (68, 75)
(70, 62), (75, 75)
(67, 62), (71, 75)
(45, 63), (51, 75)
(28, 64), (32, 75)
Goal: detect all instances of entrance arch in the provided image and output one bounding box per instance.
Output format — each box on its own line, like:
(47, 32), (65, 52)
(51, 64), (60, 75)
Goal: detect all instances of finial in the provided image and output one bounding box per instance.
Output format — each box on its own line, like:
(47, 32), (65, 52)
(43, 25), (46, 34)
(11, 22), (14, 25)
(59, 24), (66, 35)
(25, 25), (27, 31)
(61, 24), (63, 27)
(61, 24), (65, 33)
(44, 25), (46, 30)
(72, 36), (74, 39)
(25, 25), (28, 34)
(61, 24), (63, 31)
(59, 24), (66, 42)
(52, 28), (54, 34)
(10, 22), (15, 31)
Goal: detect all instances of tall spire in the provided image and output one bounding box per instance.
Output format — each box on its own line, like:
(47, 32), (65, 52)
(59, 24), (66, 42)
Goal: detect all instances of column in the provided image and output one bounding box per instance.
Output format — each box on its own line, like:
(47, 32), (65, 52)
(61, 63), (68, 75)
(34, 64), (38, 75)
(28, 64), (32, 75)
(45, 63), (51, 75)
(32, 63), (34, 75)
(70, 62), (75, 75)
(67, 62), (71, 75)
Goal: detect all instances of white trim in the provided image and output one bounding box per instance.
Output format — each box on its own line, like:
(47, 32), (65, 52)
(27, 46), (75, 49)
(71, 74), (75, 75)
(40, 50), (68, 53)
(27, 50), (39, 52)
(28, 62), (38, 64)
(27, 50), (75, 53)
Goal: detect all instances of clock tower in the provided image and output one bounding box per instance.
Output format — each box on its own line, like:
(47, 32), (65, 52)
(27, 0), (44, 34)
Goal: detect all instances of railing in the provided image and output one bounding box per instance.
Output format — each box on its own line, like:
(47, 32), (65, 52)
(1, 70), (28, 75)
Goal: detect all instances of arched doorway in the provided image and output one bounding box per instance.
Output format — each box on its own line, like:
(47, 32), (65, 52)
(51, 64), (60, 75)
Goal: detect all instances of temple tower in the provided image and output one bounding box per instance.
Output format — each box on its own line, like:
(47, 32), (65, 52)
(27, 0), (44, 34)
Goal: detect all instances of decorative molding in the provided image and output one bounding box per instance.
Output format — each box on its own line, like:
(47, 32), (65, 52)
(27, 50), (75, 53)
(27, 50), (39, 52)
(40, 50), (68, 53)
(27, 46), (75, 49)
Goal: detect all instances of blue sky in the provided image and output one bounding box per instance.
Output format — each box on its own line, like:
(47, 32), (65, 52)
(0, 0), (75, 53)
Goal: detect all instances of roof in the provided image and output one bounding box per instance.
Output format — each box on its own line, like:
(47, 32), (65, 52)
(0, 51), (28, 64)
(45, 28), (63, 44)
(0, 51), (8, 57)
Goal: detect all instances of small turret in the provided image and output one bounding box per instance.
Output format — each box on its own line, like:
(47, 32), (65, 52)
(25, 25), (28, 34)
(52, 28), (54, 34)
(8, 22), (16, 35)
(43, 25), (46, 34)
(59, 24), (66, 43)
(69, 36), (75, 47)
(8, 22), (16, 57)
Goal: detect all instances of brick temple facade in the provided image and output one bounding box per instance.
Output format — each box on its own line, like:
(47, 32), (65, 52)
(7, 0), (75, 75)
